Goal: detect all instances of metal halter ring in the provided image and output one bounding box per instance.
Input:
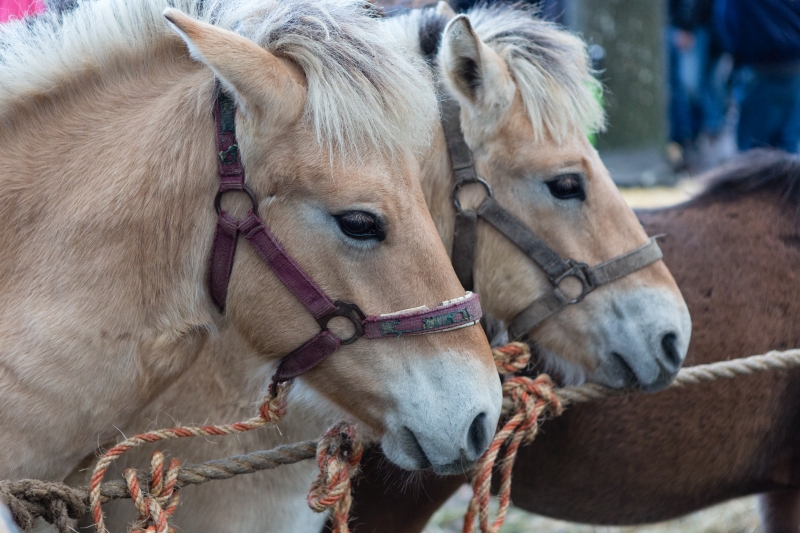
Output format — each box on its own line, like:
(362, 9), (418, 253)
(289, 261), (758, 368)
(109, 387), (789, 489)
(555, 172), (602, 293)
(553, 259), (596, 305)
(317, 300), (367, 345)
(214, 185), (259, 216)
(452, 178), (493, 212)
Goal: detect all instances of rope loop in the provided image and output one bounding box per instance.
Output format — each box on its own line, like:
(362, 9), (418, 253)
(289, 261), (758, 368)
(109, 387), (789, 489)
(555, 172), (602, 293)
(90, 380), (292, 533)
(124, 452), (181, 533)
(307, 423), (363, 533)
(464, 343), (563, 533)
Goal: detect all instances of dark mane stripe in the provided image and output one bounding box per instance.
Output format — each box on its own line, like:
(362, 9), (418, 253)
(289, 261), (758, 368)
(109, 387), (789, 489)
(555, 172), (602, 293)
(417, 11), (447, 63)
(695, 149), (800, 206)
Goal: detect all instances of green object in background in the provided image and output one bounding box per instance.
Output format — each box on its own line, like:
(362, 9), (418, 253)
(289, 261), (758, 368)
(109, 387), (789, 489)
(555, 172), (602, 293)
(588, 80), (604, 147)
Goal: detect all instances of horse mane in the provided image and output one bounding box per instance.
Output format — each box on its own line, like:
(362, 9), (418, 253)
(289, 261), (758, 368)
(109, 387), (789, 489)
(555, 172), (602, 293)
(0, 0), (437, 156)
(467, 3), (605, 143)
(693, 149), (800, 207)
(385, 3), (605, 144)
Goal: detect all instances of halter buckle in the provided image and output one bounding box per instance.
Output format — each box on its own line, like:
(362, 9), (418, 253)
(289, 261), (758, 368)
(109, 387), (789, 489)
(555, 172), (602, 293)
(452, 178), (493, 212)
(317, 300), (366, 345)
(553, 259), (595, 305)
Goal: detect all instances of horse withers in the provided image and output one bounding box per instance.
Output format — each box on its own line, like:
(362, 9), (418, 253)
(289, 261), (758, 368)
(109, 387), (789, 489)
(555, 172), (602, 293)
(0, 0), (501, 496)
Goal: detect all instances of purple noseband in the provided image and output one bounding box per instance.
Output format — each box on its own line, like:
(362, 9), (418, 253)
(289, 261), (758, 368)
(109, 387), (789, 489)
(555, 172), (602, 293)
(207, 86), (482, 387)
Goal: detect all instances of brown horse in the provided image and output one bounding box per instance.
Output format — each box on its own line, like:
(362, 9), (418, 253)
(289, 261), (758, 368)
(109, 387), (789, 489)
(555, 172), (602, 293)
(345, 149), (800, 533)
(87, 4), (691, 533)
(0, 0), (503, 496)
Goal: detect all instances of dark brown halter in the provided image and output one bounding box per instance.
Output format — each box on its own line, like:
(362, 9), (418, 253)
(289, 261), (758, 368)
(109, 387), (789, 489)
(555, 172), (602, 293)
(439, 95), (663, 340)
(207, 85), (483, 387)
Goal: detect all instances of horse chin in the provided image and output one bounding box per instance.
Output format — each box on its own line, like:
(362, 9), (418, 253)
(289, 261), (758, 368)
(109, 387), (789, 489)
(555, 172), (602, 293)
(528, 341), (589, 387)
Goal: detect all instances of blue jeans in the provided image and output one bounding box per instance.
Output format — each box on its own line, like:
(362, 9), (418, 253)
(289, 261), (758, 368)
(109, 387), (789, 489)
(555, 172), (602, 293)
(737, 68), (800, 153)
(668, 27), (728, 145)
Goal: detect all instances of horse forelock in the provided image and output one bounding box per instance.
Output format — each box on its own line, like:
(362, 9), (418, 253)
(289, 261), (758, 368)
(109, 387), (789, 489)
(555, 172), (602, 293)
(0, 0), (437, 157)
(466, 4), (605, 144)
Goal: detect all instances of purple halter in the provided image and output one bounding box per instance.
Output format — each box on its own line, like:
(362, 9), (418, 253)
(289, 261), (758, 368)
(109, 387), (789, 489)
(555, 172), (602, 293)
(207, 87), (483, 386)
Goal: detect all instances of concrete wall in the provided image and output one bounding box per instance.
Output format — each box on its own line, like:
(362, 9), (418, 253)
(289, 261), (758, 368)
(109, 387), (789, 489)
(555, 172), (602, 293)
(567, 0), (668, 151)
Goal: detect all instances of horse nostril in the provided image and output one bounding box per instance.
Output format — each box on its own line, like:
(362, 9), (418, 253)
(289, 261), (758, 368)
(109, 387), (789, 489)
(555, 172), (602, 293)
(467, 412), (490, 458)
(661, 332), (682, 369)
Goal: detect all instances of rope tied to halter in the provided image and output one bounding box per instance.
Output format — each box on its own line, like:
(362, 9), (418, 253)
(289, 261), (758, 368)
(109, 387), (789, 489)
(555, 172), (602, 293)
(124, 452), (181, 533)
(89, 381), (291, 533)
(463, 342), (563, 533)
(307, 423), (364, 533)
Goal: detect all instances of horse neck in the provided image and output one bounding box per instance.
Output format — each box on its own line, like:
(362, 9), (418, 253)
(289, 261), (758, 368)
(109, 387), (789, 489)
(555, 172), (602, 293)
(0, 46), (221, 478)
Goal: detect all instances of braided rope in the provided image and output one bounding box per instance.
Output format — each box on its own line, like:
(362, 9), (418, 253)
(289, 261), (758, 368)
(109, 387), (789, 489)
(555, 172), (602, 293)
(462, 374), (562, 533)
(124, 452), (181, 533)
(4, 346), (800, 533)
(307, 423), (364, 533)
(89, 381), (291, 533)
(0, 440), (318, 531)
(466, 344), (800, 533)
(555, 347), (800, 405)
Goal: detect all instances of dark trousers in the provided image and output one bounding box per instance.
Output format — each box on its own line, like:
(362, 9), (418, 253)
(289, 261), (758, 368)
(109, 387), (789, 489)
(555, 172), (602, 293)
(737, 68), (800, 153)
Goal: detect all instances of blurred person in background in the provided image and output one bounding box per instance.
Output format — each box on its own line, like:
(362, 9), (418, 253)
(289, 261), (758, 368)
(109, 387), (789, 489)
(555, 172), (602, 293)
(716, 0), (800, 153)
(668, 0), (731, 169)
(0, 0), (44, 22)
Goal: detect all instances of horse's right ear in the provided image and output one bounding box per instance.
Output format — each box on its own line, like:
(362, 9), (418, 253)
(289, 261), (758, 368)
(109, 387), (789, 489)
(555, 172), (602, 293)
(163, 8), (304, 122)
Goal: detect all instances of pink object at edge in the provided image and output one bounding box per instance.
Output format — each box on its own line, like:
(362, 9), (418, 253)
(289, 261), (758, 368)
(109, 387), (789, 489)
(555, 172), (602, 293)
(0, 0), (45, 23)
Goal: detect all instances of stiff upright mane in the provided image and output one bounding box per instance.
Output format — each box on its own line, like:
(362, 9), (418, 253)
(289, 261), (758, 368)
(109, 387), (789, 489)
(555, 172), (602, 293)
(468, 4), (605, 142)
(0, 0), (437, 155)
(694, 149), (800, 207)
(388, 3), (605, 143)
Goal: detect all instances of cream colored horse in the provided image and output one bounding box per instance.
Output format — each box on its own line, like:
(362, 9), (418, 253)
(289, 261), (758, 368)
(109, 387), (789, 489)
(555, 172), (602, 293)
(405, 3), (691, 388)
(91, 4), (691, 533)
(0, 0), (502, 499)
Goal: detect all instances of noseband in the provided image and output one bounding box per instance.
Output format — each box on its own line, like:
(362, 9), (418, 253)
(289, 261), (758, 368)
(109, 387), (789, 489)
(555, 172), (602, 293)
(438, 96), (663, 340)
(207, 86), (482, 387)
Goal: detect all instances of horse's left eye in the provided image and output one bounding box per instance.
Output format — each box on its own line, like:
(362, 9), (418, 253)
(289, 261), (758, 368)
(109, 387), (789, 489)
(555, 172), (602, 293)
(546, 173), (586, 201)
(335, 211), (386, 241)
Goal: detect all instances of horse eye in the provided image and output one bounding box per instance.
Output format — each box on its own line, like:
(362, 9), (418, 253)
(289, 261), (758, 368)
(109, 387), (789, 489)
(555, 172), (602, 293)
(335, 211), (385, 241)
(546, 173), (586, 201)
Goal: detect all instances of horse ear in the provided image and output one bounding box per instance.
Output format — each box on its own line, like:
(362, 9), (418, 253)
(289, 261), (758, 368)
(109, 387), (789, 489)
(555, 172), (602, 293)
(441, 15), (484, 101)
(163, 8), (304, 121)
(435, 1), (456, 20)
(441, 15), (514, 116)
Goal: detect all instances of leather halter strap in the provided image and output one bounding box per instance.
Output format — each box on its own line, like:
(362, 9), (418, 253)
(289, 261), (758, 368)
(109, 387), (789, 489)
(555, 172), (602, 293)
(207, 86), (482, 387)
(438, 96), (663, 340)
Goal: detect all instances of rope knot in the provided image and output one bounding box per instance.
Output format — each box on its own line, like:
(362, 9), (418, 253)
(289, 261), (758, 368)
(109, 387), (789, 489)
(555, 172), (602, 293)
(502, 375), (562, 444)
(465, 344), (566, 533)
(307, 423), (363, 533)
(492, 342), (531, 376)
(124, 452), (181, 533)
(259, 381), (290, 423)
(0, 480), (85, 533)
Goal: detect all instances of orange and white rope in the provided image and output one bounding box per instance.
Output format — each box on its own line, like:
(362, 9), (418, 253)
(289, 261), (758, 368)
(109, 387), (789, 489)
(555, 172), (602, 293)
(89, 382), (291, 533)
(307, 423), (364, 533)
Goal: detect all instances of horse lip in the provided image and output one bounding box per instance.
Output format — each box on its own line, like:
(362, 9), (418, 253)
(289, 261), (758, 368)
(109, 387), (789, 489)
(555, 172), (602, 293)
(610, 351), (639, 386)
(431, 451), (477, 475)
(403, 427), (432, 470)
